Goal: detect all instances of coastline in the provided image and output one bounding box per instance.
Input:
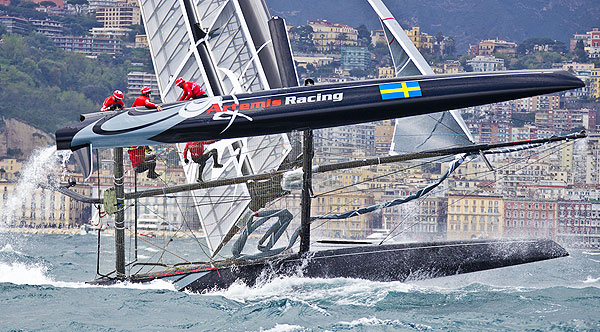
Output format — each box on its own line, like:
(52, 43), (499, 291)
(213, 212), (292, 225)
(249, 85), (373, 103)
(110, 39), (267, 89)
(0, 227), (202, 238)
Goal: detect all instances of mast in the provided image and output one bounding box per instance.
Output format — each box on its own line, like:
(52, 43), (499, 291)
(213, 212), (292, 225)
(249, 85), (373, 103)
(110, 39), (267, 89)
(113, 147), (126, 277)
(300, 130), (313, 253)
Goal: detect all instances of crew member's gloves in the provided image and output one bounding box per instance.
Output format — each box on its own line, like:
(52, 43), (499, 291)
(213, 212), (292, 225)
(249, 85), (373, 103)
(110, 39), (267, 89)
(184, 158), (189, 164)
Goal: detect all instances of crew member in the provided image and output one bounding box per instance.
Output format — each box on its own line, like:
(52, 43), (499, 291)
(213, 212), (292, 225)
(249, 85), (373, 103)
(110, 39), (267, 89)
(183, 141), (223, 182)
(132, 87), (163, 111)
(128, 146), (160, 179)
(100, 90), (125, 112)
(175, 77), (208, 101)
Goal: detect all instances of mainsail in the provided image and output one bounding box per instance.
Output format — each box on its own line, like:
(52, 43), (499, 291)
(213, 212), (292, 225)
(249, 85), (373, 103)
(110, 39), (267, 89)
(139, 0), (291, 256)
(367, 0), (474, 154)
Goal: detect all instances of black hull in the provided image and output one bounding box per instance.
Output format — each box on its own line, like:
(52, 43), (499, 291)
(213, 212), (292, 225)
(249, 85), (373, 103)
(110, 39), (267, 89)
(93, 239), (568, 292)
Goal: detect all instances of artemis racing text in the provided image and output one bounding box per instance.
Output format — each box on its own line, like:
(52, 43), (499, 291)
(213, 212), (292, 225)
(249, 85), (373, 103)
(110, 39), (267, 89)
(206, 92), (345, 114)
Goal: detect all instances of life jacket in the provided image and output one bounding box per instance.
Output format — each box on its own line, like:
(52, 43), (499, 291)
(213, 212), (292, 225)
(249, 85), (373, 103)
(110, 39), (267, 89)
(101, 96), (124, 112)
(128, 146), (146, 168)
(132, 95), (158, 109)
(184, 141), (215, 159)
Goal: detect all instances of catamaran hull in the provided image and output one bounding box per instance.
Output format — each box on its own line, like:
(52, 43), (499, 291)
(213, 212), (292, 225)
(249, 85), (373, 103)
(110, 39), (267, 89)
(56, 70), (583, 151)
(94, 239), (568, 292)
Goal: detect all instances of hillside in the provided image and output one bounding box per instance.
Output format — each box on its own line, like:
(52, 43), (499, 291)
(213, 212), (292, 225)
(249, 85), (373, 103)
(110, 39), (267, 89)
(267, 0), (600, 51)
(0, 118), (54, 159)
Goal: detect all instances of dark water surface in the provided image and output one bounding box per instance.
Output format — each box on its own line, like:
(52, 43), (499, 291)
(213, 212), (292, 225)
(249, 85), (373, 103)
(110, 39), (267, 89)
(1, 233), (599, 332)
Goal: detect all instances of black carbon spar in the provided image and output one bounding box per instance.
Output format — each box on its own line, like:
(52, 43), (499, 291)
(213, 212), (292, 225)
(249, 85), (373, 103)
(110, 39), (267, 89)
(55, 70), (584, 151)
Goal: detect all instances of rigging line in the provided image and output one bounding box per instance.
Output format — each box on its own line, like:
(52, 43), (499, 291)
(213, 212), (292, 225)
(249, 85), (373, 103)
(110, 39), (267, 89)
(390, 143), (567, 241)
(388, 141), (568, 241)
(311, 141), (565, 243)
(313, 155), (450, 198)
(151, 167), (215, 264)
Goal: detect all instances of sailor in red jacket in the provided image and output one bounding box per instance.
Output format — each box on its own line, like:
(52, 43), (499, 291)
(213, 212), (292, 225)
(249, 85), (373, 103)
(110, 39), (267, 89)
(175, 77), (208, 101)
(128, 146), (160, 179)
(132, 87), (163, 111)
(183, 141), (223, 182)
(100, 90), (125, 112)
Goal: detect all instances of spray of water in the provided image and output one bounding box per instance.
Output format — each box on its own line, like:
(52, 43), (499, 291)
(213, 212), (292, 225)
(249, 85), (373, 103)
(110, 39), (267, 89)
(0, 146), (72, 228)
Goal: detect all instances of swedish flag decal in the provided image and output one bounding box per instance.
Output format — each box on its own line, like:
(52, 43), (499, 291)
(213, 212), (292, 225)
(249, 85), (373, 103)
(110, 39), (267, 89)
(379, 81), (422, 100)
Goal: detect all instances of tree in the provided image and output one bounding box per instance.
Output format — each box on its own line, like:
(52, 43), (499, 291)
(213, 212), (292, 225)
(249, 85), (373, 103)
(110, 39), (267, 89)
(17, 1), (38, 8)
(357, 24), (371, 46)
(40, 1), (57, 7)
(575, 40), (588, 62)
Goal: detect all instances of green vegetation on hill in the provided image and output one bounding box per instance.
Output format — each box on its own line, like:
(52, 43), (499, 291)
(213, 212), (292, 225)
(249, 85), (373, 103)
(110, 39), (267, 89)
(0, 33), (131, 133)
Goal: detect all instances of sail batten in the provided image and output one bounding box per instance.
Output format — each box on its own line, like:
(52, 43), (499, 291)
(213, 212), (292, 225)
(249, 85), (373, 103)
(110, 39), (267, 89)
(367, 0), (474, 154)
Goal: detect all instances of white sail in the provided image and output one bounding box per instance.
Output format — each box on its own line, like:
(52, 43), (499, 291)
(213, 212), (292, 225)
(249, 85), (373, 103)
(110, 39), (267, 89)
(367, 0), (474, 154)
(139, 0), (291, 256)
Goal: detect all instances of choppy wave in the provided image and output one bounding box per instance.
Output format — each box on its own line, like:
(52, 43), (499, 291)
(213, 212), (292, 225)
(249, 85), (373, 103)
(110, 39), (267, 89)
(582, 251), (600, 256)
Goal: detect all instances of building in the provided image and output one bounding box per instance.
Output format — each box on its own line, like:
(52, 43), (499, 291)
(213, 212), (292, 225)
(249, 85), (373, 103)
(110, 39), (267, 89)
(30, 18), (63, 36)
(135, 34), (148, 48)
(314, 122), (375, 163)
(341, 46), (370, 71)
(312, 188), (375, 239)
(446, 195), (504, 240)
(404, 27), (434, 53)
(470, 39), (517, 56)
(0, 159), (22, 182)
(371, 29), (386, 46)
(504, 200), (557, 239)
(127, 71), (159, 96)
(374, 120), (394, 155)
(591, 68), (600, 101)
(467, 55), (505, 72)
(90, 27), (131, 39)
(570, 32), (590, 51)
(52, 35), (121, 55)
(294, 55), (334, 69)
(88, 0), (119, 11)
(96, 4), (140, 28)
(308, 20), (358, 52)
(0, 16), (30, 35)
(0, 180), (92, 228)
(378, 66), (395, 78)
(557, 201), (600, 249)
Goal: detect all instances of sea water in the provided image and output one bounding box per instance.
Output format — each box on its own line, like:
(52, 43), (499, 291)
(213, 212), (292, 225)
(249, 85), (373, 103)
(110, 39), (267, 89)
(0, 233), (599, 332)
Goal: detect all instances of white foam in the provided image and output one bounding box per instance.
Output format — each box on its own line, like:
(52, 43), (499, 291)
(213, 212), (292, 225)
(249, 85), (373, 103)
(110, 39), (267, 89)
(0, 147), (72, 227)
(0, 262), (52, 285)
(0, 244), (22, 255)
(337, 316), (431, 330)
(583, 276), (600, 284)
(582, 251), (600, 256)
(212, 276), (414, 308)
(257, 324), (305, 332)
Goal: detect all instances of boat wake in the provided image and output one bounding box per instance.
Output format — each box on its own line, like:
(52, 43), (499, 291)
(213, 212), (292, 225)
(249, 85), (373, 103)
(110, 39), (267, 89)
(0, 260), (176, 291)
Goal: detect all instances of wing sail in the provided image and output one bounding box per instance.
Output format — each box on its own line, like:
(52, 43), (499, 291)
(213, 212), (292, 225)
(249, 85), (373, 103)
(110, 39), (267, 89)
(367, 0), (474, 154)
(139, 0), (291, 257)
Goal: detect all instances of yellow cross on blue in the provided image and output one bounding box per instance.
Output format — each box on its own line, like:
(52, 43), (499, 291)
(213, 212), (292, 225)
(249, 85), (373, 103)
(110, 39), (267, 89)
(379, 81), (422, 100)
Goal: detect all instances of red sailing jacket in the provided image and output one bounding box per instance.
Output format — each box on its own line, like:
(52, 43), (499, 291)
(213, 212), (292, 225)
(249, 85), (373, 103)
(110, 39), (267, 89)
(183, 141), (215, 159)
(128, 146), (146, 168)
(132, 95), (159, 109)
(100, 96), (124, 112)
(179, 81), (206, 101)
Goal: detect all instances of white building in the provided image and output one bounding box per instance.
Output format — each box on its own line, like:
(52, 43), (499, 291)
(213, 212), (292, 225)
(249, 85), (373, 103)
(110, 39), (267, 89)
(127, 72), (160, 96)
(467, 55), (505, 72)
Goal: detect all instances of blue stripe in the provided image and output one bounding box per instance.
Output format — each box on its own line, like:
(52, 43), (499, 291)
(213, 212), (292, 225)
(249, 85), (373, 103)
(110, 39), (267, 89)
(408, 90), (422, 97)
(381, 92), (409, 100)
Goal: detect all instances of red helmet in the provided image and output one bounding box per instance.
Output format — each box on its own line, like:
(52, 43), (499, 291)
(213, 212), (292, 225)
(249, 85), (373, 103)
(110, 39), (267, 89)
(175, 77), (185, 86)
(113, 90), (124, 100)
(141, 87), (152, 95)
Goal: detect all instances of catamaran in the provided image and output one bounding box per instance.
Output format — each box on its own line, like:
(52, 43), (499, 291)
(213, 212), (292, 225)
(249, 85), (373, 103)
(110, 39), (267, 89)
(54, 0), (582, 292)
